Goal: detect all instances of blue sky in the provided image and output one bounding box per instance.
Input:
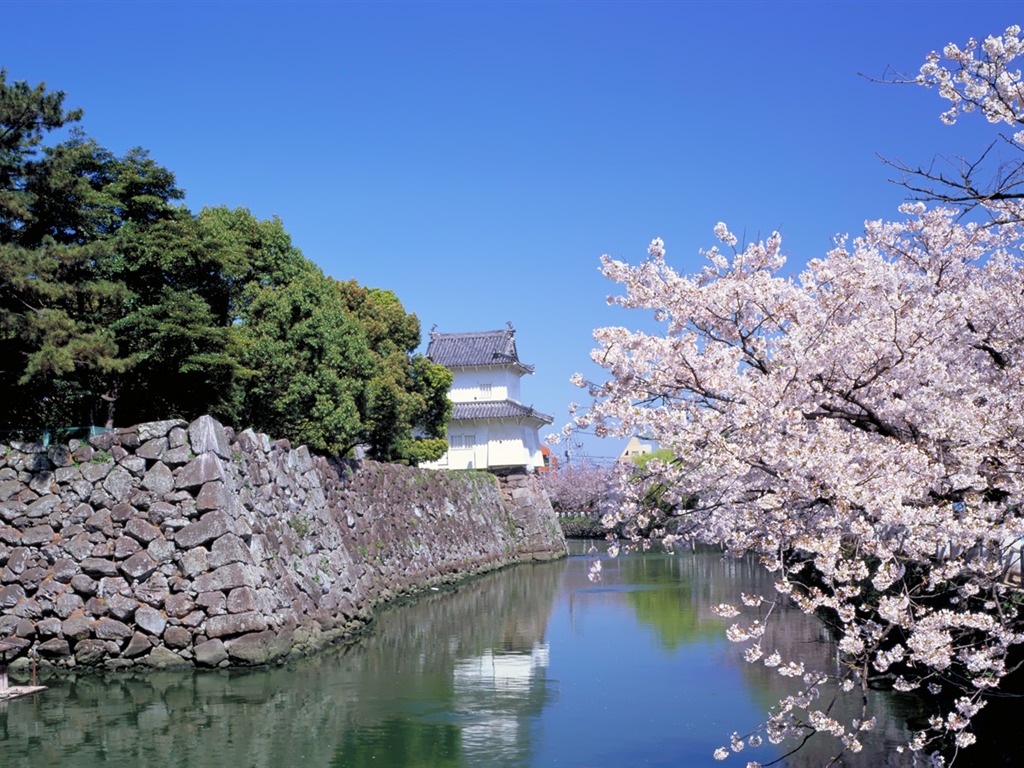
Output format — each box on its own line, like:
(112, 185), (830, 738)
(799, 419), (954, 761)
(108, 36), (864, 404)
(4, 1), (1019, 463)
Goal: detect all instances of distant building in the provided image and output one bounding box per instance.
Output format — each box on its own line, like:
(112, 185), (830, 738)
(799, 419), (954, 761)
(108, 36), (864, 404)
(618, 436), (652, 462)
(538, 444), (558, 473)
(420, 326), (552, 472)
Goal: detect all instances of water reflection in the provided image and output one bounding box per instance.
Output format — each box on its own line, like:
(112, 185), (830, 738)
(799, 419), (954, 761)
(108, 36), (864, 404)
(2, 545), (1015, 766)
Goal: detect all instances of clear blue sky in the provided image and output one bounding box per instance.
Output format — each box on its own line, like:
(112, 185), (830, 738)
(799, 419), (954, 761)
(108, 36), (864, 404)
(4, 1), (1018, 463)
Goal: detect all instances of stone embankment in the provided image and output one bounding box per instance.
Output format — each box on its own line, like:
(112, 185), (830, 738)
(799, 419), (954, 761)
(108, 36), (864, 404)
(0, 417), (566, 671)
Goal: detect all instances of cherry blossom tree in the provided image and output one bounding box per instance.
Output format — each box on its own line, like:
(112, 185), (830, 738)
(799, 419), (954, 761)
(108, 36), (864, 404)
(568, 26), (1024, 765)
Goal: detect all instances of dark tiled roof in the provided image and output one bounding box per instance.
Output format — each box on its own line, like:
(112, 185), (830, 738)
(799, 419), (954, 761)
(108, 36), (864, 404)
(427, 328), (534, 372)
(452, 400), (553, 424)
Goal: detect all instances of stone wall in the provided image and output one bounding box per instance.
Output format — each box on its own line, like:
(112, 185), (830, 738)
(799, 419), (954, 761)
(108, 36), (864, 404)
(0, 417), (567, 671)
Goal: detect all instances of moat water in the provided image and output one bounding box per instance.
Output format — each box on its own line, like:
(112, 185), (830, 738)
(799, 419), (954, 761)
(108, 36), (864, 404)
(1, 542), (1020, 766)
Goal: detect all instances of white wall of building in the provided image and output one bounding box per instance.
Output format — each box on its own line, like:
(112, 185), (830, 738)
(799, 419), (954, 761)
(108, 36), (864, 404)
(449, 367), (522, 403)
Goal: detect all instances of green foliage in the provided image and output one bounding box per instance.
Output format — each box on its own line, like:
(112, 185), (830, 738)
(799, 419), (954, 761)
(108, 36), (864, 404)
(0, 72), (448, 465)
(630, 449), (690, 516)
(334, 280), (452, 464)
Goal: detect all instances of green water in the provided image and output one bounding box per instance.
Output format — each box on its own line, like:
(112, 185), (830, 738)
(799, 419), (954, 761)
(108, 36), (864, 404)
(0, 545), (1011, 766)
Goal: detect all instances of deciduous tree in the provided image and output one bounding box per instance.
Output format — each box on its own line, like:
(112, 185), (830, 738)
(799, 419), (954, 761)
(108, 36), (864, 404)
(569, 25), (1024, 764)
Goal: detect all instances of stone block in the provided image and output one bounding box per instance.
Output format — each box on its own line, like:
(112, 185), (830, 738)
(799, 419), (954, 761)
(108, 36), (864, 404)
(21, 524), (54, 546)
(192, 562), (258, 593)
(189, 415), (231, 459)
(26, 494), (60, 518)
(209, 533), (253, 568)
(61, 613), (92, 640)
(226, 586), (259, 614)
(225, 629), (292, 666)
(175, 509), (233, 549)
(194, 638), (228, 667)
(70, 573), (98, 595)
(120, 552), (158, 582)
(114, 536), (142, 559)
(175, 453), (226, 490)
(102, 467), (135, 503)
(136, 437), (168, 460)
(81, 557), (119, 577)
(37, 637), (71, 658)
(144, 645), (189, 669)
(125, 517), (160, 544)
(180, 546), (209, 578)
(164, 592), (194, 618)
(164, 625), (191, 649)
(123, 631), (153, 658)
(141, 463), (174, 495)
(55, 592), (85, 619)
(205, 611), (267, 639)
(75, 638), (109, 665)
(135, 605), (167, 637)
(95, 617), (133, 641)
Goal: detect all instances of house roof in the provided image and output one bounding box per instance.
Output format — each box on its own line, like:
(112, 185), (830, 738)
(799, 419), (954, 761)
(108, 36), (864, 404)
(427, 328), (534, 372)
(452, 400), (553, 425)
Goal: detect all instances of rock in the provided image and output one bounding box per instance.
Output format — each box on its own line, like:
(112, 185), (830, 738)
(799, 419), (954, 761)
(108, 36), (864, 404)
(26, 494), (60, 518)
(205, 611), (267, 639)
(144, 645), (189, 669)
(62, 614), (92, 640)
(37, 637), (71, 658)
(80, 461), (112, 483)
(0, 479), (22, 502)
(114, 536), (142, 559)
(164, 592), (194, 618)
(19, 566), (47, 590)
(147, 536), (176, 564)
(63, 532), (94, 561)
(175, 509), (233, 549)
(209, 533), (253, 568)
(175, 453), (225, 490)
(120, 552), (158, 582)
(194, 638), (228, 667)
(135, 605), (167, 637)
(180, 546), (209, 578)
(21, 524), (54, 546)
(110, 503), (136, 523)
(192, 562), (258, 593)
(95, 617), (133, 641)
(104, 593), (137, 621)
(81, 557), (118, 577)
(119, 456), (147, 477)
(36, 617), (62, 636)
(53, 558), (79, 582)
(163, 626), (191, 649)
(55, 592), (85, 619)
(225, 629), (292, 666)
(135, 574), (170, 607)
(75, 638), (110, 665)
(188, 415), (231, 459)
(196, 480), (230, 511)
(70, 573), (98, 595)
(138, 420), (187, 442)
(28, 471), (54, 495)
(136, 437), (168, 460)
(0, 524), (19, 545)
(226, 586), (259, 614)
(122, 631), (153, 658)
(196, 591), (226, 614)
(141, 463), (175, 494)
(102, 467), (135, 503)
(125, 517), (160, 544)
(161, 444), (192, 465)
